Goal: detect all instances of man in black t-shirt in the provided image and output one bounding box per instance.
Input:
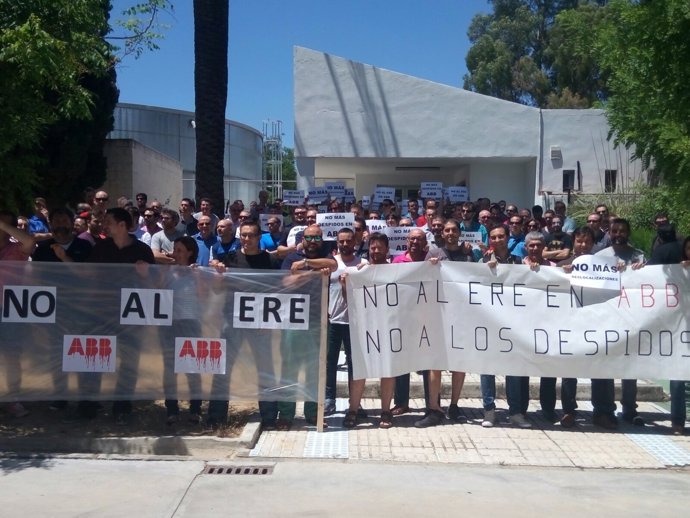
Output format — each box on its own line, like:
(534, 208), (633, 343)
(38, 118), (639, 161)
(207, 221), (280, 429)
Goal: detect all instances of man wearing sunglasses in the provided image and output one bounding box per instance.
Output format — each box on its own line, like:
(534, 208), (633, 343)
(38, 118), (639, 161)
(278, 225), (337, 429)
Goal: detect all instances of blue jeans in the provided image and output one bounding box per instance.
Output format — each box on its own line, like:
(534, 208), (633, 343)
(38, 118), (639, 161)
(480, 374), (496, 411)
(670, 380), (687, 426)
(506, 375), (529, 416)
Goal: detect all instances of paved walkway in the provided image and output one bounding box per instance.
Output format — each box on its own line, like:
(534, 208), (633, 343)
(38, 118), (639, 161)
(248, 397), (690, 470)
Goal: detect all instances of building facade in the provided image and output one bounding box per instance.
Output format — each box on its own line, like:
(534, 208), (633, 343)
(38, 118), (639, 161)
(293, 47), (646, 209)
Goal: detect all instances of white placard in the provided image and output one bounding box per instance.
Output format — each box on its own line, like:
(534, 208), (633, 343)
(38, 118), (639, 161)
(373, 187), (395, 204)
(283, 190), (305, 206)
(421, 182), (443, 199)
(174, 337), (227, 374)
(462, 231), (483, 247)
(120, 289), (173, 326)
(361, 195), (371, 209)
(366, 219), (388, 233)
(1, 285), (56, 323)
(233, 293), (311, 329)
(447, 186), (469, 202)
(344, 188), (355, 203)
(384, 226), (413, 256)
(316, 212), (356, 241)
(325, 181), (346, 199)
(307, 187), (329, 204)
(569, 255), (621, 291)
(63, 335), (117, 372)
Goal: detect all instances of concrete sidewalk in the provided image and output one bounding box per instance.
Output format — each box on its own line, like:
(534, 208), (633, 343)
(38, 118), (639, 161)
(248, 396), (690, 470)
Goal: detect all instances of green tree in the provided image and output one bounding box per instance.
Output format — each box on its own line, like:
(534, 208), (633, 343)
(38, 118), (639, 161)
(464, 0), (608, 108)
(193, 0), (228, 216)
(596, 0), (690, 192)
(0, 0), (115, 212)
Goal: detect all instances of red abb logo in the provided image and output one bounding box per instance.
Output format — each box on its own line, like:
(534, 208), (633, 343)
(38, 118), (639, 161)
(67, 337), (113, 360)
(178, 339), (223, 360)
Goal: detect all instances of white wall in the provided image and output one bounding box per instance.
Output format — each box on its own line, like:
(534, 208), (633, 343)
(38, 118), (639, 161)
(294, 47), (540, 160)
(541, 110), (646, 194)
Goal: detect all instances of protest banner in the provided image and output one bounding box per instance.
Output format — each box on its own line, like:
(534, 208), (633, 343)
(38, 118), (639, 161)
(344, 188), (355, 203)
(0, 262), (325, 403)
(346, 261), (690, 380)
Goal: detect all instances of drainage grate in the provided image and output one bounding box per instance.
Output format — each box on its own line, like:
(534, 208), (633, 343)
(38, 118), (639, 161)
(202, 464), (274, 475)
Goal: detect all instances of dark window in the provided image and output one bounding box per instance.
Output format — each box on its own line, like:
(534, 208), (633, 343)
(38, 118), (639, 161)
(562, 169), (575, 192)
(605, 169), (617, 193)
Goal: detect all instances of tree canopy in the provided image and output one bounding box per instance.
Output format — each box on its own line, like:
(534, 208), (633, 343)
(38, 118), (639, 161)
(596, 0), (690, 190)
(0, 0), (115, 212)
(464, 0), (609, 108)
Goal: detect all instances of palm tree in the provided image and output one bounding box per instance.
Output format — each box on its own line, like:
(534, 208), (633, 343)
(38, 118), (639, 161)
(193, 0), (228, 217)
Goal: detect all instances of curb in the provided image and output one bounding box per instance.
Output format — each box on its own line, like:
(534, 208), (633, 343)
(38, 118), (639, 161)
(0, 420), (262, 458)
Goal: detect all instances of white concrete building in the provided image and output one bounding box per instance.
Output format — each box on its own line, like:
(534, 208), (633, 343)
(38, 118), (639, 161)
(293, 47), (646, 209)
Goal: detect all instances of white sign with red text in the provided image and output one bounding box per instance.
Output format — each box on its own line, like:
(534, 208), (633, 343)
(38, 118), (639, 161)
(63, 335), (117, 372)
(174, 337), (227, 374)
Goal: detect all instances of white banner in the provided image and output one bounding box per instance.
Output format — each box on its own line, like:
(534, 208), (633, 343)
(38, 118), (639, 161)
(366, 219), (388, 233)
(346, 262), (690, 380)
(325, 181), (346, 199)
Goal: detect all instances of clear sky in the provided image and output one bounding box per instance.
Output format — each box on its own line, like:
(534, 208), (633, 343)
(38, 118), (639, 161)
(111, 0), (491, 147)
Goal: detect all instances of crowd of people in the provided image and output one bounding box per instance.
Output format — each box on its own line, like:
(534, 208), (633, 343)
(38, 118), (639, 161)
(0, 187), (688, 436)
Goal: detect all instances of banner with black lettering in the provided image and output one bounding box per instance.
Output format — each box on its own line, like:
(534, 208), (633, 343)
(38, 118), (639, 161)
(0, 262), (324, 402)
(346, 261), (690, 380)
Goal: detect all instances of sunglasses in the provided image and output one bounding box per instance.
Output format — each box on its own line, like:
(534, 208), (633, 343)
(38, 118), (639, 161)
(303, 235), (322, 242)
(95, 197), (108, 202)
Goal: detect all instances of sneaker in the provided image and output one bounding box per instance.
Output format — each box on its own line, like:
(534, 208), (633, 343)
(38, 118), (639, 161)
(447, 403), (461, 420)
(6, 402), (29, 418)
(541, 409), (559, 423)
(560, 413), (576, 428)
(414, 409), (445, 428)
(509, 413), (532, 428)
(592, 414), (618, 430)
(622, 413), (645, 426)
(482, 409), (495, 428)
(324, 399), (336, 415)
